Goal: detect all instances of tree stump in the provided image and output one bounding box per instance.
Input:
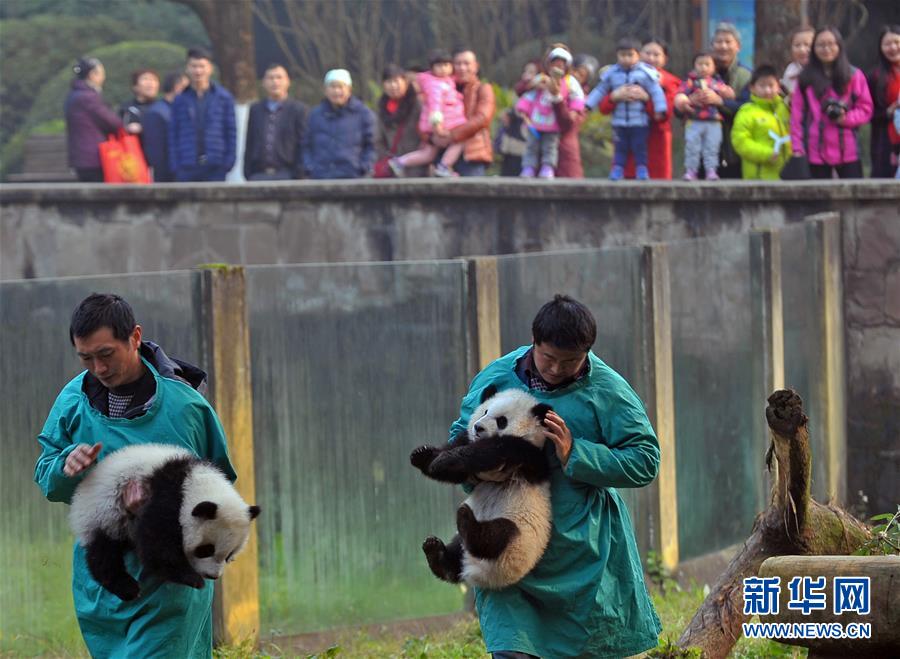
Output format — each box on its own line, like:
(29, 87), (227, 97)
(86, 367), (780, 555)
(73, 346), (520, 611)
(677, 390), (871, 658)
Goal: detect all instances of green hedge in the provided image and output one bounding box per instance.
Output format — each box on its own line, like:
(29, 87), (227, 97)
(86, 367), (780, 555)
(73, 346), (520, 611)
(1, 40), (186, 178)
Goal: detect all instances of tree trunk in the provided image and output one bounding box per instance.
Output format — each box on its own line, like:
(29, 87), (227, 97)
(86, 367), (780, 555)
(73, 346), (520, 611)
(754, 0), (804, 72)
(677, 390), (871, 659)
(173, 0), (257, 103)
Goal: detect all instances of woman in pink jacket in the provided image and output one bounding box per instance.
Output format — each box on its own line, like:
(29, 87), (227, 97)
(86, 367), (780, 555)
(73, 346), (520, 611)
(791, 26), (873, 179)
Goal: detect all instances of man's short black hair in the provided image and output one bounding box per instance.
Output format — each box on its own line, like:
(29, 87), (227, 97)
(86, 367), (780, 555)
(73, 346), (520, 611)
(186, 46), (213, 62)
(263, 62), (289, 77)
(751, 64), (778, 85)
(532, 294), (596, 352)
(616, 37), (642, 53)
(69, 293), (136, 346)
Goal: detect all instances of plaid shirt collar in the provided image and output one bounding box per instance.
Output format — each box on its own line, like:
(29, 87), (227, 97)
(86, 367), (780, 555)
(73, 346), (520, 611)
(520, 347), (589, 392)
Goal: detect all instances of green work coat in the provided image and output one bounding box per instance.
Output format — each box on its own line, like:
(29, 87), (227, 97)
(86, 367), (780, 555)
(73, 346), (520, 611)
(34, 359), (236, 659)
(449, 347), (662, 658)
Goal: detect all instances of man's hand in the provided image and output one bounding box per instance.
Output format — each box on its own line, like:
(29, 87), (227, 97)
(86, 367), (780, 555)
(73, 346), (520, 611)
(125, 122), (142, 134)
(674, 94), (693, 114)
(122, 479), (148, 514)
(64, 443), (102, 476)
(543, 411), (573, 465)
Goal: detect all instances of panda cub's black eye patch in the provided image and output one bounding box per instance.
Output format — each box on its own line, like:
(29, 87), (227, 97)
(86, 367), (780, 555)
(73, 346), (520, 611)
(496, 416), (508, 430)
(194, 544), (215, 558)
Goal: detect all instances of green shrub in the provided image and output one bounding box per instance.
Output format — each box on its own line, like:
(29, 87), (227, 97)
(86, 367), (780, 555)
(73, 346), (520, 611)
(0, 14), (136, 144)
(1, 40), (186, 178)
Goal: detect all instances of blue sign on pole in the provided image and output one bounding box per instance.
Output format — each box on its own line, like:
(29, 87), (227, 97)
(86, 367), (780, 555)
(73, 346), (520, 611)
(707, 0), (756, 67)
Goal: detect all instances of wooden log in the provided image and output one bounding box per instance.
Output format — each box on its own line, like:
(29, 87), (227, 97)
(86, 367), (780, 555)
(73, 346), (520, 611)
(677, 390), (871, 658)
(758, 555), (900, 657)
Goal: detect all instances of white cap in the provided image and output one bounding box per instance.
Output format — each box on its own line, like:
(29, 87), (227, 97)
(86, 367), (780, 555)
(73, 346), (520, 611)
(324, 68), (352, 87)
(547, 47), (573, 65)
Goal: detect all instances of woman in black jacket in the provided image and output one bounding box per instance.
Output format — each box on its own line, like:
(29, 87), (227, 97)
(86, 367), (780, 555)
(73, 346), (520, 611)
(376, 64), (427, 177)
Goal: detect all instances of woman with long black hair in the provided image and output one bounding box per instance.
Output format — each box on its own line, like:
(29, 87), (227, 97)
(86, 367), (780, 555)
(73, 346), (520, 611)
(790, 27), (873, 179)
(866, 25), (900, 178)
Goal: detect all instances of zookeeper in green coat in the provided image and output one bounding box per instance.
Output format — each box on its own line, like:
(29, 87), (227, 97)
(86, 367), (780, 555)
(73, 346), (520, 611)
(34, 293), (236, 658)
(449, 294), (662, 658)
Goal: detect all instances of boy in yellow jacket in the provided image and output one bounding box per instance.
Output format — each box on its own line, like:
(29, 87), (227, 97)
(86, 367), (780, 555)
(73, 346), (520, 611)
(731, 65), (792, 179)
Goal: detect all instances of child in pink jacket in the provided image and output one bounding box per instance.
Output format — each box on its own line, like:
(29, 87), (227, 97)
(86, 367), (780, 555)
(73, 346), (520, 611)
(515, 47), (585, 178)
(390, 50), (466, 177)
(790, 27), (873, 178)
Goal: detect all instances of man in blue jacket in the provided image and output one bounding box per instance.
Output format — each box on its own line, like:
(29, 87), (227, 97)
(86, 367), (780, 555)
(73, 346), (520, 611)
(169, 46), (236, 182)
(302, 69), (374, 179)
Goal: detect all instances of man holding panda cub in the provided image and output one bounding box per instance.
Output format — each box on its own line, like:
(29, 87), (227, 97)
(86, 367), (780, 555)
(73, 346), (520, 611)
(33, 293), (236, 658)
(449, 294), (662, 658)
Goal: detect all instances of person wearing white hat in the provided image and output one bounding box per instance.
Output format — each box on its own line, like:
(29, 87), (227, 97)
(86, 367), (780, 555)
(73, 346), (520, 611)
(301, 68), (375, 179)
(514, 44), (585, 178)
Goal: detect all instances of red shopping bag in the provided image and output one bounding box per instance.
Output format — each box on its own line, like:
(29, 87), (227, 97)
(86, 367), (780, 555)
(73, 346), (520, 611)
(99, 129), (151, 183)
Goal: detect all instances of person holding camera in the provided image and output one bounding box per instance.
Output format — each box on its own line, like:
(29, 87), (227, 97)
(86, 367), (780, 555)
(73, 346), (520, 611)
(790, 26), (873, 179)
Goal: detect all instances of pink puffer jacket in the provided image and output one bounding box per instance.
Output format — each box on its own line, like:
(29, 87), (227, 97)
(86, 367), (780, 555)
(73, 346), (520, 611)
(790, 68), (873, 165)
(415, 71), (467, 134)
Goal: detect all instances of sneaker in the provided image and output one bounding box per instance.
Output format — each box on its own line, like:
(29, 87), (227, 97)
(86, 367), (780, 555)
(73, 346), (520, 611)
(434, 163), (456, 178)
(683, 169), (697, 181)
(609, 165), (625, 181)
(636, 165), (649, 180)
(520, 166), (536, 178)
(388, 158), (404, 178)
(705, 169), (720, 181)
(538, 164), (555, 179)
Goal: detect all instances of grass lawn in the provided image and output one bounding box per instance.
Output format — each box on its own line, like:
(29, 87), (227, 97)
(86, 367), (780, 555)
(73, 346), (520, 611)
(217, 585), (807, 658)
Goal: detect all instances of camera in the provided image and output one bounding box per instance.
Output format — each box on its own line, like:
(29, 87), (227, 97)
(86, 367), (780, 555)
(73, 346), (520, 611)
(823, 99), (848, 121)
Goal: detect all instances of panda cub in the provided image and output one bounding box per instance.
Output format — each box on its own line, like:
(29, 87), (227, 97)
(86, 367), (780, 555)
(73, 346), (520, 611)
(410, 385), (553, 589)
(70, 443), (260, 601)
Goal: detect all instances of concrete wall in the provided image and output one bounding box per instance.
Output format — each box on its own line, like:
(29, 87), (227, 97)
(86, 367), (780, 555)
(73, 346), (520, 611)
(2, 179), (897, 279)
(1, 179), (898, 514)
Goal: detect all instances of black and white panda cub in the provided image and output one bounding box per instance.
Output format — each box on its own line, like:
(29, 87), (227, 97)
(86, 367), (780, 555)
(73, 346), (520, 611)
(410, 385), (553, 589)
(70, 443), (260, 601)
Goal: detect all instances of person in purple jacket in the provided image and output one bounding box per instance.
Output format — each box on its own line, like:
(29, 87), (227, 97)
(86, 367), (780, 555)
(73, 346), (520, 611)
(791, 27), (873, 179)
(64, 57), (124, 182)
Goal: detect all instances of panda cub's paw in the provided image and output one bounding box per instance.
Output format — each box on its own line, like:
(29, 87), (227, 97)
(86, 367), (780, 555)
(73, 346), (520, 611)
(109, 576), (141, 601)
(410, 445), (439, 472)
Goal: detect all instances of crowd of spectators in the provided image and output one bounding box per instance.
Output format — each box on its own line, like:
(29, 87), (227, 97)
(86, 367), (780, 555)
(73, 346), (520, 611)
(64, 22), (900, 183)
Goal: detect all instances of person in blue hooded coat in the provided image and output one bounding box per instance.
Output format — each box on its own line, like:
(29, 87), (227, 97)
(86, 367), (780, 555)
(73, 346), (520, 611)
(448, 294), (662, 659)
(34, 293), (235, 658)
(302, 69), (375, 179)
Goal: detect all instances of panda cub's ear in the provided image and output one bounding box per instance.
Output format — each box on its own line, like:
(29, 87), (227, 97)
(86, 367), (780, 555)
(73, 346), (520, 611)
(531, 403), (553, 423)
(192, 501), (218, 519)
(479, 384), (498, 404)
(248, 505), (261, 520)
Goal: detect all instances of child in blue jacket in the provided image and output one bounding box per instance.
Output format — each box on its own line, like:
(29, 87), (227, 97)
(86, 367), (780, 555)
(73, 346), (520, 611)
(586, 37), (667, 180)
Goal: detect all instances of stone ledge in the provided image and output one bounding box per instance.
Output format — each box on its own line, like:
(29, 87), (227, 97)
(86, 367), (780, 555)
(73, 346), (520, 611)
(2, 178), (899, 204)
